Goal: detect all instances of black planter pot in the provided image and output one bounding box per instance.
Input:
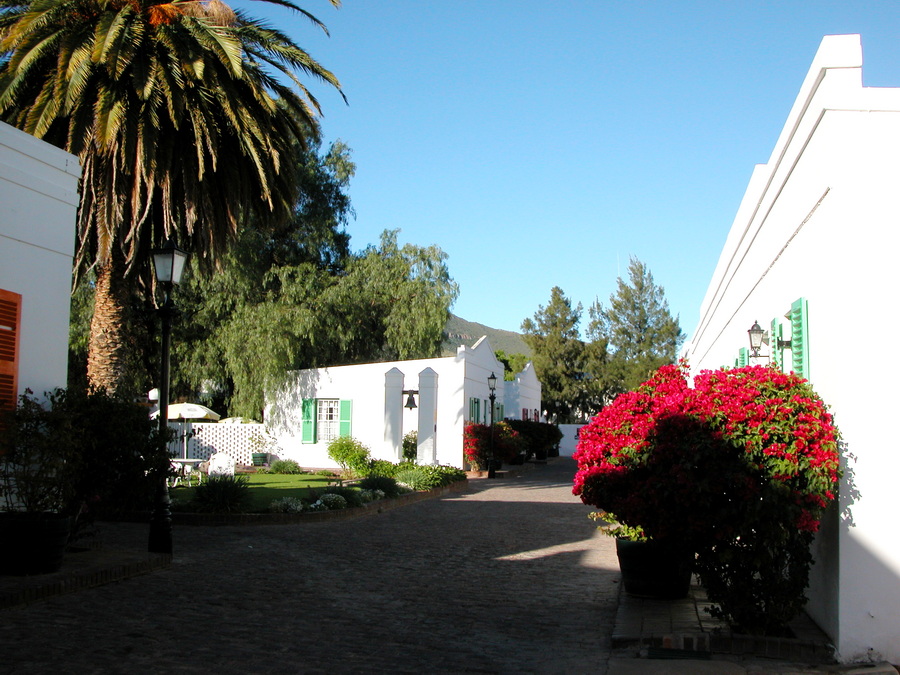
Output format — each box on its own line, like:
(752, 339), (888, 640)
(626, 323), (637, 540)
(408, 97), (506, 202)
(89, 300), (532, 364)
(615, 538), (693, 600)
(0, 512), (73, 575)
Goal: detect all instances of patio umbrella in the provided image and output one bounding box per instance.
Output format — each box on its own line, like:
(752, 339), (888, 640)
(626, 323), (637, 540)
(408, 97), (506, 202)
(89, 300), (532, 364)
(152, 403), (220, 458)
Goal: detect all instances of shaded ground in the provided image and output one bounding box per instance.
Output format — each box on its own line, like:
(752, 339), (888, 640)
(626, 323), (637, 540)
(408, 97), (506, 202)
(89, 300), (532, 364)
(0, 458), (620, 674)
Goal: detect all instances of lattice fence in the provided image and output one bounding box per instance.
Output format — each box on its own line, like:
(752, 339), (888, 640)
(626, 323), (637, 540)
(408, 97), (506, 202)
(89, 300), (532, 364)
(166, 422), (272, 466)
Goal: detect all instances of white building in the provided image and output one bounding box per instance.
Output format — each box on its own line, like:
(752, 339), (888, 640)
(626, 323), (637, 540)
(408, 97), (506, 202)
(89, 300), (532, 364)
(683, 35), (900, 663)
(0, 122), (80, 408)
(265, 336), (542, 470)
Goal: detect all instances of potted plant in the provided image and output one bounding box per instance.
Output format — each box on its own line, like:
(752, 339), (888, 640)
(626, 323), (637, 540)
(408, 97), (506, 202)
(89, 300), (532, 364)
(573, 363), (841, 633)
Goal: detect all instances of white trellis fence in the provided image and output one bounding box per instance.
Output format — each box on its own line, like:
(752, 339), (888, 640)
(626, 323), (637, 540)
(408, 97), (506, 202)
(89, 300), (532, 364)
(166, 422), (277, 466)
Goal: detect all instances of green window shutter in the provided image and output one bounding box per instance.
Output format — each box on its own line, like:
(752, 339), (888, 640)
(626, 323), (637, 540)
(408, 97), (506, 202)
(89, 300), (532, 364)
(301, 399), (317, 444)
(737, 347), (748, 367)
(770, 318), (783, 371)
(789, 298), (810, 379)
(499, 403), (505, 420)
(475, 398), (481, 424)
(339, 400), (352, 438)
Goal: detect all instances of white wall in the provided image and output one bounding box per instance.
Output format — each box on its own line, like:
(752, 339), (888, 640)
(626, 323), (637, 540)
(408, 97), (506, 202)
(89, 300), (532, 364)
(683, 35), (900, 663)
(0, 122), (80, 396)
(265, 337), (542, 470)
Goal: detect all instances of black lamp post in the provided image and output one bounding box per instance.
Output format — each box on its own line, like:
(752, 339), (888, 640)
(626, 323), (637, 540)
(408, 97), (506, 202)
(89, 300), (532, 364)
(148, 240), (188, 554)
(487, 372), (498, 479)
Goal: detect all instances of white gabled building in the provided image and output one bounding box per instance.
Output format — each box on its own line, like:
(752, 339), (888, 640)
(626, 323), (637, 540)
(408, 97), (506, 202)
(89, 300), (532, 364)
(683, 34), (900, 663)
(0, 122), (80, 408)
(265, 336), (542, 470)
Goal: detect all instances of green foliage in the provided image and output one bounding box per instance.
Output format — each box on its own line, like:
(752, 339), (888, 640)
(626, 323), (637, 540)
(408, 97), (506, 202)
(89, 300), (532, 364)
(494, 350), (531, 381)
(358, 475), (402, 499)
(190, 475), (251, 513)
(319, 486), (364, 508)
(174, 224), (458, 417)
(326, 437), (372, 477)
(521, 287), (596, 423)
(394, 465), (466, 491)
(504, 420), (563, 459)
(401, 431), (418, 461)
(268, 459), (304, 475)
(587, 256), (684, 396)
(0, 388), (166, 520)
(268, 497), (306, 514)
(366, 459), (399, 478)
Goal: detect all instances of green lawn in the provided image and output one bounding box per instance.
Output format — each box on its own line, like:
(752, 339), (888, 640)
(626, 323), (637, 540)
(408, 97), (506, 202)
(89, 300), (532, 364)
(170, 472), (343, 512)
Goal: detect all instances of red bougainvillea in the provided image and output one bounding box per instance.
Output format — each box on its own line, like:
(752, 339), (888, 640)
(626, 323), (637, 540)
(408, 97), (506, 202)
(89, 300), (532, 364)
(573, 363), (841, 634)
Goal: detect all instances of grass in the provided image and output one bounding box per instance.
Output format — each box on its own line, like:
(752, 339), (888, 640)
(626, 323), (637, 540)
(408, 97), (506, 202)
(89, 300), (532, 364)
(170, 472), (342, 513)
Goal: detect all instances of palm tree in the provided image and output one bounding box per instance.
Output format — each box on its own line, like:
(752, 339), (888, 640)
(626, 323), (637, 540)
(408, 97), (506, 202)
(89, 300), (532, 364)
(0, 0), (344, 393)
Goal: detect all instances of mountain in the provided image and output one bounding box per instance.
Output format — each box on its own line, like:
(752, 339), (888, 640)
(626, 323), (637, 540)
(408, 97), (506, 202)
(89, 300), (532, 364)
(441, 314), (531, 357)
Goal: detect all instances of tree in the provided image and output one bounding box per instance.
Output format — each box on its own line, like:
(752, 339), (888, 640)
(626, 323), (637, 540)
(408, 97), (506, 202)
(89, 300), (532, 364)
(494, 350), (530, 381)
(0, 0), (344, 395)
(587, 256), (684, 395)
(175, 228), (459, 418)
(521, 287), (592, 423)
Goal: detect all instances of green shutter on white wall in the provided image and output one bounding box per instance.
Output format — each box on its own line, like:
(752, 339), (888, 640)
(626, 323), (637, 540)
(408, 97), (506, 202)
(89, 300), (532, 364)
(301, 399), (316, 443)
(789, 298), (810, 379)
(736, 347), (749, 367)
(339, 400), (352, 438)
(770, 318), (783, 371)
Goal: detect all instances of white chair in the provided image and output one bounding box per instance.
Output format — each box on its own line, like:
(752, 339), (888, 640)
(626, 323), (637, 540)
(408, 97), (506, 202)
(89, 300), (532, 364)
(208, 452), (235, 477)
(169, 460), (184, 488)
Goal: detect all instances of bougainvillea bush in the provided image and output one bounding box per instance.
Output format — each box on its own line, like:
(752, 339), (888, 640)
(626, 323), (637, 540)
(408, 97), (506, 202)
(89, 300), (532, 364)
(463, 422), (524, 470)
(573, 363), (841, 634)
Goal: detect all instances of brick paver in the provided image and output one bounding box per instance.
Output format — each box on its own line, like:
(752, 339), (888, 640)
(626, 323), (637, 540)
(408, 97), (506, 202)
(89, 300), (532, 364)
(0, 459), (621, 674)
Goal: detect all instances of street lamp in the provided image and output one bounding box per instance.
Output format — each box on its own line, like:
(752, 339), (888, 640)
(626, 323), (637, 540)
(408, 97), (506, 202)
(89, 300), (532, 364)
(748, 320), (765, 358)
(148, 240), (188, 554)
(487, 372), (498, 479)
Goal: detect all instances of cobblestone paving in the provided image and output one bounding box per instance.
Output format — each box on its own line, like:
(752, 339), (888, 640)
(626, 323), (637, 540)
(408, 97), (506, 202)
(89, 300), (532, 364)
(0, 459), (621, 674)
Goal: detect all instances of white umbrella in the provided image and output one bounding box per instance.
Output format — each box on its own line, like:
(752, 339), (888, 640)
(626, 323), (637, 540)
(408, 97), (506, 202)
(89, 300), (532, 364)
(152, 402), (221, 421)
(152, 403), (220, 459)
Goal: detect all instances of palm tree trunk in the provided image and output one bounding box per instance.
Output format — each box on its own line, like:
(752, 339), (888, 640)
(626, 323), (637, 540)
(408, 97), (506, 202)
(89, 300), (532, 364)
(86, 253), (131, 394)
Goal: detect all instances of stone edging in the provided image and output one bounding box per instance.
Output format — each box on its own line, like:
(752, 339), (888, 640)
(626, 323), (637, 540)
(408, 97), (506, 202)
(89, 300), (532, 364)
(0, 551), (171, 611)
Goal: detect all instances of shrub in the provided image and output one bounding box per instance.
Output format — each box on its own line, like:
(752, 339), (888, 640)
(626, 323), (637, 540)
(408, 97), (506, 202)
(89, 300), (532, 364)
(268, 459), (304, 474)
(395, 465), (466, 491)
(316, 493), (348, 510)
(0, 388), (166, 523)
(463, 423), (524, 469)
(320, 486), (364, 508)
(366, 459), (398, 478)
(326, 436), (371, 477)
(269, 496), (306, 513)
(505, 419), (563, 459)
(573, 363), (841, 635)
(191, 475), (251, 513)
(402, 430), (418, 461)
(358, 475), (402, 498)
(359, 488), (385, 503)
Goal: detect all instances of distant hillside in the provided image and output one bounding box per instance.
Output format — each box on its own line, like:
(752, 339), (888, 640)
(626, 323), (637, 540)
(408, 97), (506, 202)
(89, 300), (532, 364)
(441, 314), (531, 357)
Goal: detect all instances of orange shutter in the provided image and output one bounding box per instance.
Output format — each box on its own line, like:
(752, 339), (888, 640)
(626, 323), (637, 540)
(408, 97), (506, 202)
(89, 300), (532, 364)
(0, 288), (22, 417)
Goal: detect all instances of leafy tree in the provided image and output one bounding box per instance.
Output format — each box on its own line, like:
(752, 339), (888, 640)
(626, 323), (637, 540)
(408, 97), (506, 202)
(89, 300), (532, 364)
(494, 350), (531, 381)
(587, 256), (684, 395)
(0, 0), (344, 396)
(521, 287), (592, 423)
(175, 229), (458, 418)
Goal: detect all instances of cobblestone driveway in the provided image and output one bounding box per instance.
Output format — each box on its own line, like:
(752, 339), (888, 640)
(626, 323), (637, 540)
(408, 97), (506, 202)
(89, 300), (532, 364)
(1, 458), (620, 674)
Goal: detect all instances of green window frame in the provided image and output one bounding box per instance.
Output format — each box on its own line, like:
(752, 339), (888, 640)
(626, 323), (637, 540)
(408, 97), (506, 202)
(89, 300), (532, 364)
(735, 347), (749, 368)
(301, 398), (352, 444)
(468, 397), (481, 423)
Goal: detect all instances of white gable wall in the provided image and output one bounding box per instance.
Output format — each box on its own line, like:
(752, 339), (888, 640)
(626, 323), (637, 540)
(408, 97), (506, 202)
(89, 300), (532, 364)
(683, 35), (900, 663)
(265, 337), (541, 470)
(0, 122), (80, 396)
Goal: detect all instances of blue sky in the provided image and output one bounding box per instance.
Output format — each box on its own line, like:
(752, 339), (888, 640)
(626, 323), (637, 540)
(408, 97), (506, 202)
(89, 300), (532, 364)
(244, 1), (900, 338)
